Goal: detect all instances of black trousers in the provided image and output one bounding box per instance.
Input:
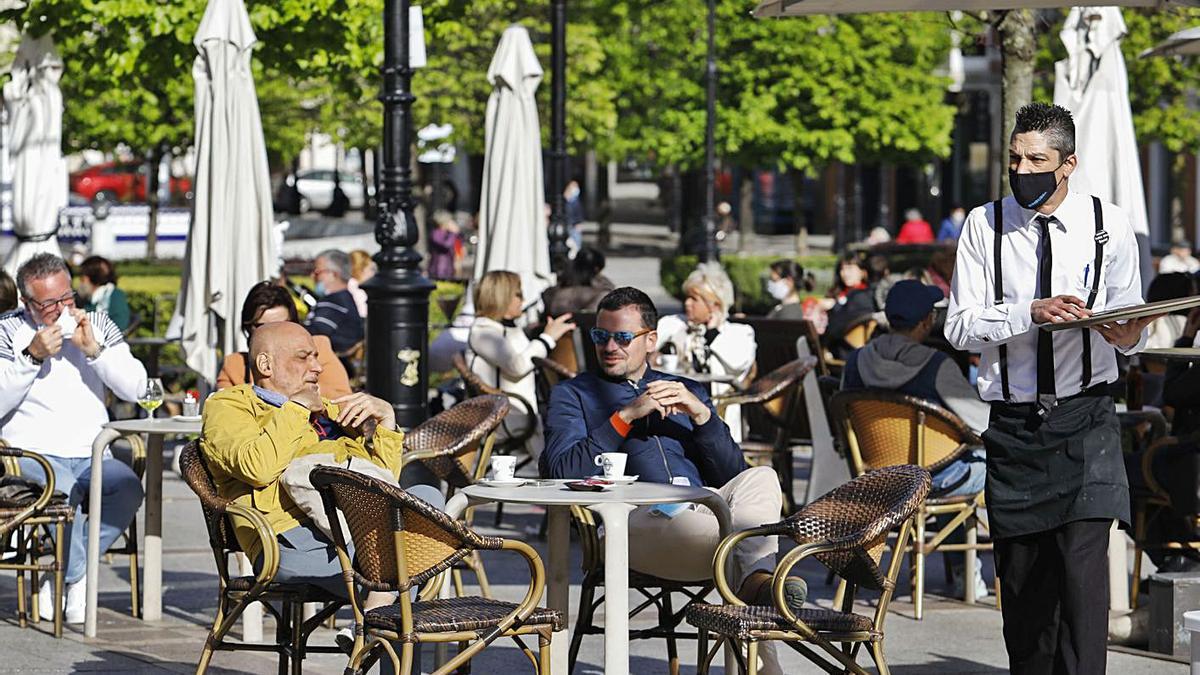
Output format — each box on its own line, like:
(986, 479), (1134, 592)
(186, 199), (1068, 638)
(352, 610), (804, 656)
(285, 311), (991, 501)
(995, 518), (1111, 675)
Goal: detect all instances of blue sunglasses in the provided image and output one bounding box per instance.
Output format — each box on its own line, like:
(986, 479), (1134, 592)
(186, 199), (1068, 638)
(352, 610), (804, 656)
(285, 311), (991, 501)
(589, 327), (652, 347)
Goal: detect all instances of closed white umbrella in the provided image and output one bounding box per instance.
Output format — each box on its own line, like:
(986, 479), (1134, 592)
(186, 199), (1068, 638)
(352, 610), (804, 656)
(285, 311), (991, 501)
(2, 34), (67, 279)
(178, 0), (277, 383)
(474, 25), (551, 311)
(1140, 25), (1200, 57)
(1053, 7), (1152, 289)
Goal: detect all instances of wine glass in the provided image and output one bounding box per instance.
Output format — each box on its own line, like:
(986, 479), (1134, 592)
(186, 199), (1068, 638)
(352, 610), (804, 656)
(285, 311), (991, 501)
(137, 378), (164, 418)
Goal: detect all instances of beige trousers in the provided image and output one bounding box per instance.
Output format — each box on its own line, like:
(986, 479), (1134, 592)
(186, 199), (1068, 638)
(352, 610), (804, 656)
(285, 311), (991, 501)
(626, 465), (785, 674)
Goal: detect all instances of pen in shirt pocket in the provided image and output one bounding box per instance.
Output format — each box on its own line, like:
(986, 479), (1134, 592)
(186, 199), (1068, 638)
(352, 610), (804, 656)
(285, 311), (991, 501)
(1082, 263), (1090, 288)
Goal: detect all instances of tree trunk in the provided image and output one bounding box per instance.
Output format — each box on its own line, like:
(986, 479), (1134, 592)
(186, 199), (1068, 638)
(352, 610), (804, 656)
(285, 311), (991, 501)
(997, 9), (1036, 197)
(789, 168), (808, 256)
(146, 147), (163, 260)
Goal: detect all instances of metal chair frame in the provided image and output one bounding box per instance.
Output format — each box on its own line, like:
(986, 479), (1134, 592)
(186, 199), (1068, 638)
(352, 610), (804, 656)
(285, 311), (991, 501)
(688, 465), (931, 675)
(0, 444), (71, 638)
(830, 389), (992, 619)
(311, 465), (562, 675)
(179, 441), (345, 675)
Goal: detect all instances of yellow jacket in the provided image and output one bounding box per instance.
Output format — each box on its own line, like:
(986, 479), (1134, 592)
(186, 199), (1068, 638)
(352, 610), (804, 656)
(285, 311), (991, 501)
(200, 384), (406, 561)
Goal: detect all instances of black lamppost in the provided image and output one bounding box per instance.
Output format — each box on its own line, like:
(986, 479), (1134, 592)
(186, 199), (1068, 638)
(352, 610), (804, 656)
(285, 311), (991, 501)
(697, 0), (720, 263)
(363, 0), (435, 429)
(547, 0), (570, 273)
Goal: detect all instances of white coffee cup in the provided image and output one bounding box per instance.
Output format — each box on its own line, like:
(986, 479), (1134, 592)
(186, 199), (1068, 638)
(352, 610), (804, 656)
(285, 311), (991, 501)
(491, 456), (517, 482)
(594, 452), (628, 479)
(659, 353), (679, 372)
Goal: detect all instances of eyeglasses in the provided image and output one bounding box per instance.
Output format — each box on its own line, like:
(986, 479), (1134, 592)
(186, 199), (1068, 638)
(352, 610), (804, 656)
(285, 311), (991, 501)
(27, 292), (75, 312)
(590, 327), (652, 347)
(313, 268), (334, 278)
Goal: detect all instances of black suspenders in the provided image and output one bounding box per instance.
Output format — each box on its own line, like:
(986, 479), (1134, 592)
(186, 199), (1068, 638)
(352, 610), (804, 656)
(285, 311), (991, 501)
(992, 197), (1106, 400)
(1081, 196), (1105, 388)
(992, 199), (1011, 401)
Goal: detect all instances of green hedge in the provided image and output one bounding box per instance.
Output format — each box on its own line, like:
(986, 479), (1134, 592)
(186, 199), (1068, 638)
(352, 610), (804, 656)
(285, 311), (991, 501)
(659, 254), (838, 316)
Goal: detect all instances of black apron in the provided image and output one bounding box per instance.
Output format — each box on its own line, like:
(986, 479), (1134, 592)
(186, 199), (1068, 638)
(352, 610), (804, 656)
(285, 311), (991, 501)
(982, 390), (1129, 540)
(985, 197), (1128, 540)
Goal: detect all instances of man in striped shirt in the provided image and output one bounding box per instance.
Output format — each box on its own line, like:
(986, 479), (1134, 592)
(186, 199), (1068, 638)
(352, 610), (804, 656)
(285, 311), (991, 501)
(0, 253), (146, 623)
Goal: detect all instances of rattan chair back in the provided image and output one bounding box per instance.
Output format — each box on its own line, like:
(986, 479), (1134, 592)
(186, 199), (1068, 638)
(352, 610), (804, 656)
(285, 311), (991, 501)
(179, 440), (242, 557)
(311, 466), (502, 593)
(718, 357), (817, 423)
(784, 464), (930, 590)
(404, 394), (509, 489)
(830, 389), (978, 475)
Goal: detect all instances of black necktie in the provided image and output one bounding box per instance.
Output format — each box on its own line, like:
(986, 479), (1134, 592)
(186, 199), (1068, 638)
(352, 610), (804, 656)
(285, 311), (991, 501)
(1036, 216), (1056, 412)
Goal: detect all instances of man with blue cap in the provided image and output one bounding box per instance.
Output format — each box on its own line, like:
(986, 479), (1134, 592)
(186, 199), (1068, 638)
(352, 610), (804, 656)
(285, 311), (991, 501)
(842, 278), (991, 598)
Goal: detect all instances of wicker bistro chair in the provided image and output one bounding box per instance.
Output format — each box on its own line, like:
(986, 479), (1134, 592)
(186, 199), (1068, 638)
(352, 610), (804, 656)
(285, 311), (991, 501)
(829, 389), (991, 619)
(567, 505), (714, 675)
(0, 445), (73, 638)
(179, 441), (346, 675)
(532, 356), (576, 413)
(452, 353), (538, 465)
(686, 465), (931, 675)
(310, 465), (564, 675)
(403, 394), (510, 598)
(715, 357), (819, 515)
(1129, 433), (1200, 609)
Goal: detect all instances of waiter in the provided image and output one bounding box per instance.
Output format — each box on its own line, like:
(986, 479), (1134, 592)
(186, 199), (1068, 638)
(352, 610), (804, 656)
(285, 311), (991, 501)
(946, 102), (1156, 675)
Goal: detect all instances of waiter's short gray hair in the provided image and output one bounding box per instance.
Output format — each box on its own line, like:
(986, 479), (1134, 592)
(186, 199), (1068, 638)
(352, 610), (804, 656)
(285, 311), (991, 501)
(1012, 103), (1075, 162)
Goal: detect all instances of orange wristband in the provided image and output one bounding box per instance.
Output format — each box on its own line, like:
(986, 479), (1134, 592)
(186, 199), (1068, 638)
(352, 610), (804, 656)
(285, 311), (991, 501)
(609, 411), (631, 437)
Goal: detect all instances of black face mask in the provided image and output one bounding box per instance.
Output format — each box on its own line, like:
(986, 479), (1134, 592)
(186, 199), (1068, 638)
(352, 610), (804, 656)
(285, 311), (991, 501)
(1009, 161), (1066, 210)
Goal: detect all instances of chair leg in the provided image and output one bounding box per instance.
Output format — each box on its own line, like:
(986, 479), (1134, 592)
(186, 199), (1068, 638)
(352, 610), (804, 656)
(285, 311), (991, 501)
(696, 628), (711, 675)
(568, 579), (596, 675)
(29, 531), (40, 626)
(964, 512), (978, 605)
(291, 602), (305, 675)
(472, 551), (493, 599)
(128, 518), (140, 618)
(660, 590), (679, 675)
(53, 521), (65, 639)
(539, 632), (552, 675)
(1131, 505), (1147, 610)
(452, 568), (465, 598)
(493, 502), (506, 528)
(16, 527), (27, 628)
(913, 514), (926, 620)
(746, 640), (759, 675)
(196, 600), (225, 675)
(277, 601), (291, 675)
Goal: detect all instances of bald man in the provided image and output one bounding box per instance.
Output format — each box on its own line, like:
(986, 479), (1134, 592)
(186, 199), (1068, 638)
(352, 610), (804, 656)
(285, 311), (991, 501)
(201, 322), (440, 598)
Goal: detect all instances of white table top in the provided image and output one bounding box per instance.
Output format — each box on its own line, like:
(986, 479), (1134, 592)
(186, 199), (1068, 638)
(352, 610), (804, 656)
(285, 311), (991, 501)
(460, 479), (715, 506)
(103, 416), (202, 435)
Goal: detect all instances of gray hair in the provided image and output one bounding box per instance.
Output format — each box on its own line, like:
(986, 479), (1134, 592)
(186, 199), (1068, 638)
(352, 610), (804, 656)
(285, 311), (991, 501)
(15, 253), (71, 298)
(682, 262), (735, 319)
(1012, 103), (1076, 162)
(316, 249), (351, 281)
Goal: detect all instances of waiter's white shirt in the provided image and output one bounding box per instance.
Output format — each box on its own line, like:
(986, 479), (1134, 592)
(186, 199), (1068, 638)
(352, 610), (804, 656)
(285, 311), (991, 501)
(946, 191), (1147, 403)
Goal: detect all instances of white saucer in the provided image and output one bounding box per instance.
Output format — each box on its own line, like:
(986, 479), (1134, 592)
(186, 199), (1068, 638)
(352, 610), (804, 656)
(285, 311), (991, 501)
(479, 478), (528, 488)
(600, 475), (639, 485)
(172, 415), (202, 422)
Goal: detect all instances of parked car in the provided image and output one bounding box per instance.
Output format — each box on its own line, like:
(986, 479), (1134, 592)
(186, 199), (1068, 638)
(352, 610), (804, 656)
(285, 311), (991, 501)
(286, 169), (372, 215)
(69, 162), (193, 206)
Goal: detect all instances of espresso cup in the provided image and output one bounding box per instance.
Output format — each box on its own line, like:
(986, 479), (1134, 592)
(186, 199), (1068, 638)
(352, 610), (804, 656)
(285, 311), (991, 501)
(659, 353), (679, 372)
(491, 456), (517, 482)
(594, 452), (628, 478)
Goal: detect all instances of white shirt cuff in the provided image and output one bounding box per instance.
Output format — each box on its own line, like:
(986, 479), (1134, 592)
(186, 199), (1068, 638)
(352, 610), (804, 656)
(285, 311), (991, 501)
(1007, 300), (1034, 337)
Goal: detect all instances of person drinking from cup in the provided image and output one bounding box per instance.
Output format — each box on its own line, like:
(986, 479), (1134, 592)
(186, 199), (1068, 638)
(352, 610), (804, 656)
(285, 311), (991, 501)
(542, 287), (803, 675)
(0, 253), (147, 623)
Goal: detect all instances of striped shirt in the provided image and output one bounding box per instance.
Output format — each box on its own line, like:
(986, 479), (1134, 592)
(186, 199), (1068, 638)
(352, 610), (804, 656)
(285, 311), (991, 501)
(0, 309), (147, 458)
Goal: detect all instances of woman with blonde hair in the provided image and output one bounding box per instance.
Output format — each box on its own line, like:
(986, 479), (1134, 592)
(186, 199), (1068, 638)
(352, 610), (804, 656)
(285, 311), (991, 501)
(465, 270), (575, 462)
(655, 263), (756, 441)
(346, 250), (376, 318)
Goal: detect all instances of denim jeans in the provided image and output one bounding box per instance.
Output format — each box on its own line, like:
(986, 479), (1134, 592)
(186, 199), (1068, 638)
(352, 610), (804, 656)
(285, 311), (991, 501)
(932, 448), (987, 572)
(16, 454), (145, 585)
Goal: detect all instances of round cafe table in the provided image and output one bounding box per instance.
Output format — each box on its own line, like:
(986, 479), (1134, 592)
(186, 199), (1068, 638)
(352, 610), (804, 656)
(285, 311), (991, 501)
(443, 480), (733, 675)
(85, 416), (200, 637)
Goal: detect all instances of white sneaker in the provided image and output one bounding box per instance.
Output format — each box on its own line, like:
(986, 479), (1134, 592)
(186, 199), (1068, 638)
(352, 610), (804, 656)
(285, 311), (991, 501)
(64, 578), (87, 624)
(37, 578), (55, 621)
(951, 559), (990, 600)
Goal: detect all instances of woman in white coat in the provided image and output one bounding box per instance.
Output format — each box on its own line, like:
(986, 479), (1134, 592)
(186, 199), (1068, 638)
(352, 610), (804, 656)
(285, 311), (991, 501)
(466, 270), (575, 462)
(656, 263), (757, 441)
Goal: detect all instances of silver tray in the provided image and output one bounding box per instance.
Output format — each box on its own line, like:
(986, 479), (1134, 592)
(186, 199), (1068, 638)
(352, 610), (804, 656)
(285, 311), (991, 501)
(1039, 295), (1200, 332)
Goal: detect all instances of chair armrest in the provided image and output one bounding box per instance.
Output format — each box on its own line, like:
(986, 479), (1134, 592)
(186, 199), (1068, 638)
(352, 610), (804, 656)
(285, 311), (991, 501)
(223, 502), (282, 587)
(0, 447), (56, 537)
(710, 523), (792, 606)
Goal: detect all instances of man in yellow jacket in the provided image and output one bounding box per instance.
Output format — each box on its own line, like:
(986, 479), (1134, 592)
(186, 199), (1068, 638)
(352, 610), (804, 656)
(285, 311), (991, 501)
(201, 321), (440, 599)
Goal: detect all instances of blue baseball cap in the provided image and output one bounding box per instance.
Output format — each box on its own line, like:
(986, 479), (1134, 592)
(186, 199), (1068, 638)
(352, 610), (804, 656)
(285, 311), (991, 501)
(885, 280), (944, 329)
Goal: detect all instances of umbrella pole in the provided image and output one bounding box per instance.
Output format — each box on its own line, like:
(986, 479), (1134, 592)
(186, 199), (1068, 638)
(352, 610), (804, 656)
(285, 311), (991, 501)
(364, 0), (436, 431)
